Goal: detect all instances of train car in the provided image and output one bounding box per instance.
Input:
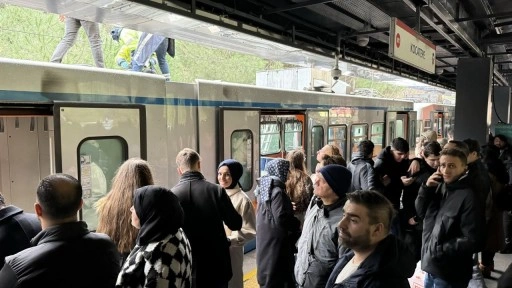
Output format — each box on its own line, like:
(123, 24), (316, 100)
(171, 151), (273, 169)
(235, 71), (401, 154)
(414, 103), (455, 139)
(0, 58), (417, 230)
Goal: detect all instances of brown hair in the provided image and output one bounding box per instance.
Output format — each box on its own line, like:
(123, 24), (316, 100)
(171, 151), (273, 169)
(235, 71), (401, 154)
(96, 158), (154, 253)
(286, 148), (313, 213)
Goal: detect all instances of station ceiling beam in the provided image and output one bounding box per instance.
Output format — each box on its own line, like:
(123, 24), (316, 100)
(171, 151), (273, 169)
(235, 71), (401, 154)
(455, 11), (512, 22)
(263, 0), (335, 14)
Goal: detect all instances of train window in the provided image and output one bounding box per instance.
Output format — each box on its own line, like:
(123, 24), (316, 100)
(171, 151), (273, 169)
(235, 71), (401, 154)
(371, 122), (384, 157)
(328, 125), (347, 160)
(78, 137), (128, 231)
(395, 120), (404, 138)
(311, 125), (324, 174)
(284, 120), (303, 152)
(350, 124), (368, 156)
(260, 122), (280, 155)
(409, 120), (417, 149)
(424, 120), (431, 131)
(231, 130), (253, 191)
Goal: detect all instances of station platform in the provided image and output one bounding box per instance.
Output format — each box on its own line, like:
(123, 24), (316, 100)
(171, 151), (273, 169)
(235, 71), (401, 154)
(242, 250), (512, 288)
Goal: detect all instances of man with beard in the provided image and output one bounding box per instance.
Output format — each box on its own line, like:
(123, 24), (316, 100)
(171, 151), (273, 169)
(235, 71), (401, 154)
(325, 190), (415, 288)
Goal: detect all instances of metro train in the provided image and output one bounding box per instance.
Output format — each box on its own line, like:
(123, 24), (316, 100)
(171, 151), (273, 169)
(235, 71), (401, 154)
(0, 57), (453, 230)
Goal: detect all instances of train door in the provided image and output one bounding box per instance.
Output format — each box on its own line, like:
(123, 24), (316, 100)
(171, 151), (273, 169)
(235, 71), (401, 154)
(307, 110), (329, 174)
(385, 111), (416, 151)
(0, 113), (53, 213)
(432, 111), (445, 138)
(54, 103), (146, 231)
(219, 109), (260, 195)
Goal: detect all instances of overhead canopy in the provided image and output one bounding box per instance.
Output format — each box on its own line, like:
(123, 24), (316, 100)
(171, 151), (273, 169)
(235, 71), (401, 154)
(3, 0), (512, 89)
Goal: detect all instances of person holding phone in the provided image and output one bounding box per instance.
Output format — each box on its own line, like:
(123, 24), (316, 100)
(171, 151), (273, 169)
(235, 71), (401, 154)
(400, 141), (442, 261)
(415, 148), (482, 288)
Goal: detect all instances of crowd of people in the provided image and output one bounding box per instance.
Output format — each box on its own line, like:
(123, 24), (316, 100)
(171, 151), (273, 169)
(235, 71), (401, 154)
(1, 131), (512, 287)
(50, 16), (174, 81)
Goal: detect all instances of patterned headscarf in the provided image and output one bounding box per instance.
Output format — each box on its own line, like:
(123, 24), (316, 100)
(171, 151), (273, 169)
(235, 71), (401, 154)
(258, 158), (290, 202)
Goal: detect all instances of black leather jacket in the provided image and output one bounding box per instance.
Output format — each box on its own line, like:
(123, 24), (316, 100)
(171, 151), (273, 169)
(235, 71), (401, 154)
(0, 221), (120, 288)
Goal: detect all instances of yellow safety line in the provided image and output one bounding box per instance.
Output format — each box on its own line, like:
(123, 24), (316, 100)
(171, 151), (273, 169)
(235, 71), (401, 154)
(243, 268), (257, 282)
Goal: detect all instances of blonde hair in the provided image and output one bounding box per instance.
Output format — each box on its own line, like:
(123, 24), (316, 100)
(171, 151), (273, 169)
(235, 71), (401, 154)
(176, 148), (201, 172)
(96, 158), (154, 253)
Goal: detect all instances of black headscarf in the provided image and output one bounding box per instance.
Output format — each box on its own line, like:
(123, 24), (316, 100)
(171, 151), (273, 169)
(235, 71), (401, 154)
(218, 159), (244, 189)
(134, 185), (184, 246)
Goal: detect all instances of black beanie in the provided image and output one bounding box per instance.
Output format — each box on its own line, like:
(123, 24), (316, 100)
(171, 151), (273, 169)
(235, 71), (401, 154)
(319, 164), (352, 198)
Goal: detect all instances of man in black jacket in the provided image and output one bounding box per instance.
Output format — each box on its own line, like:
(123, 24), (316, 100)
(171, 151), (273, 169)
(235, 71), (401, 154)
(172, 148), (242, 288)
(347, 140), (377, 191)
(416, 148), (482, 288)
(0, 192), (41, 270)
(325, 190), (415, 288)
(0, 174), (120, 288)
(400, 141), (441, 261)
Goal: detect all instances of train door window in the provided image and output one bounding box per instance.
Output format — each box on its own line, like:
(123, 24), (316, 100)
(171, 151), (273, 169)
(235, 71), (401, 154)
(311, 125), (324, 173)
(350, 124), (368, 157)
(371, 122), (384, 157)
(328, 125), (347, 158)
(424, 120), (431, 131)
(231, 130), (253, 191)
(436, 114), (443, 137)
(284, 120), (303, 152)
(395, 119), (404, 138)
(260, 122), (280, 155)
(388, 121), (395, 142)
(409, 120), (417, 149)
(78, 137), (128, 231)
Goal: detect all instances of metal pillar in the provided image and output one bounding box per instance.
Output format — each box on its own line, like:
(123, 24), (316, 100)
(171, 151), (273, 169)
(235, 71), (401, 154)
(454, 58), (493, 145)
(491, 86), (511, 134)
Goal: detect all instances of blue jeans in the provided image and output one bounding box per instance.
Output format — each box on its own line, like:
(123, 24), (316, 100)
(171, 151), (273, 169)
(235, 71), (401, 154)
(154, 39), (170, 75)
(424, 273), (468, 288)
(131, 33), (166, 73)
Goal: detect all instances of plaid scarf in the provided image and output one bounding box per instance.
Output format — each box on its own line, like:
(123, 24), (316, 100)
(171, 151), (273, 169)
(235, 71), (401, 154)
(116, 229), (192, 288)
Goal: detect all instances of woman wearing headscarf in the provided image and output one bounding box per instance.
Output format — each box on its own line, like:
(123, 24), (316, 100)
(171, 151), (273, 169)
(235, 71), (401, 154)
(256, 158), (301, 288)
(217, 159), (257, 288)
(116, 185), (192, 288)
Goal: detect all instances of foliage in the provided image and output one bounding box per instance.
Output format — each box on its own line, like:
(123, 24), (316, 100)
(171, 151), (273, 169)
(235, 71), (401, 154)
(354, 78), (407, 98)
(0, 5), (287, 84)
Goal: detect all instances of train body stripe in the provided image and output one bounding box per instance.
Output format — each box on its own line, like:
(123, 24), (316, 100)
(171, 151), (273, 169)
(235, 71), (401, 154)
(0, 90), (413, 111)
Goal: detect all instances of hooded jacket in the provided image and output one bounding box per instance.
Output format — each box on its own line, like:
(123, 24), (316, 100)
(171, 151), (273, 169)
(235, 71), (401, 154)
(415, 175), (482, 284)
(325, 234), (415, 288)
(0, 221), (120, 288)
(347, 152), (377, 191)
(373, 146), (410, 210)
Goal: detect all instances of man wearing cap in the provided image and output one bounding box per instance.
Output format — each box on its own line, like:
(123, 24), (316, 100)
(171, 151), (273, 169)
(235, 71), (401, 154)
(295, 164), (352, 288)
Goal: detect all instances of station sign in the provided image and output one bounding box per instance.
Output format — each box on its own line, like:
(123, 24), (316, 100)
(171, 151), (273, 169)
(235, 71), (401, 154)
(389, 17), (436, 74)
